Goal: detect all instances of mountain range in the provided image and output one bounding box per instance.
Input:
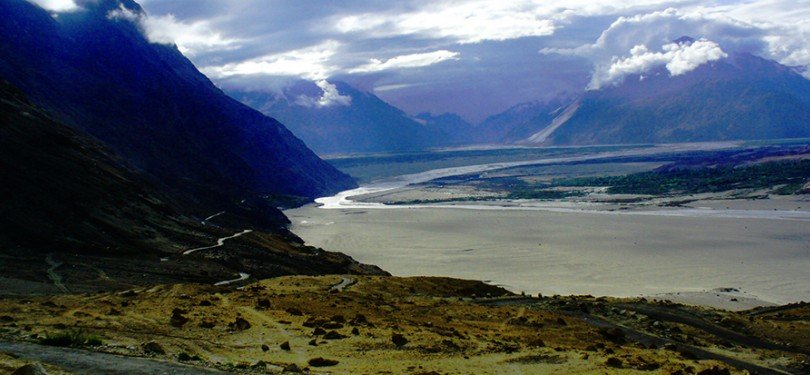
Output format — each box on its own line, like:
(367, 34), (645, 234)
(231, 45), (810, 153)
(229, 80), (475, 155)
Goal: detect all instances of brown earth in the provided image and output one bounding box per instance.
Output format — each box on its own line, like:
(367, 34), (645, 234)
(0, 275), (807, 374)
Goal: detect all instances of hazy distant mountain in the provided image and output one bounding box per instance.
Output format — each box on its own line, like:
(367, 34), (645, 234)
(230, 80), (474, 154)
(0, 0), (355, 203)
(475, 98), (573, 144)
(413, 112), (475, 146)
(527, 50), (810, 145)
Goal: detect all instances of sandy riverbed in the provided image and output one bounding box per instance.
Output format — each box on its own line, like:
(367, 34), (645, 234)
(287, 197), (809, 310)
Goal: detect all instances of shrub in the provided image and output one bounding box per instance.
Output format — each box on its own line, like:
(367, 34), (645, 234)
(39, 329), (102, 347)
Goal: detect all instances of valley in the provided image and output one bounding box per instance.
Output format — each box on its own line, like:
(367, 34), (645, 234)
(2, 0), (809, 373)
(287, 141), (810, 310)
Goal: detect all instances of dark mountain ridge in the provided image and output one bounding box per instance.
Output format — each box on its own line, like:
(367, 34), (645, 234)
(0, 0), (355, 207)
(0, 79), (385, 294)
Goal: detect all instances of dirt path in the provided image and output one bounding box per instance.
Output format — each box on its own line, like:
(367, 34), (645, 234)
(615, 303), (810, 355)
(329, 276), (356, 292)
(577, 314), (792, 375)
(45, 254), (68, 293)
(477, 297), (793, 374)
(182, 229), (252, 255)
(213, 272), (250, 286)
(0, 341), (225, 374)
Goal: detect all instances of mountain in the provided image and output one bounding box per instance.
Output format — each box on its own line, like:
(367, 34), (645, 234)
(474, 98), (572, 144)
(413, 112), (475, 146)
(0, 79), (385, 294)
(0, 0), (355, 205)
(525, 50), (810, 145)
(229, 80), (474, 154)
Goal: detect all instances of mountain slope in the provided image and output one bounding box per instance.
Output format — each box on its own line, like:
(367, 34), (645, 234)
(475, 98), (572, 144)
(0, 0), (355, 201)
(230, 80), (474, 154)
(536, 52), (810, 145)
(0, 79), (385, 294)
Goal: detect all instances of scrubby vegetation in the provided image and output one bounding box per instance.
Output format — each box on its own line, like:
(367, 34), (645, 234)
(39, 329), (102, 348)
(552, 160), (810, 195)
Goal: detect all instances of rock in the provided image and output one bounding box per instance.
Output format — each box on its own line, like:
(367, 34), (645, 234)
(308, 339), (318, 346)
(312, 327), (326, 336)
(605, 357), (623, 368)
(199, 318), (216, 329)
(323, 330), (346, 340)
(142, 341), (165, 355)
(198, 300), (212, 307)
(256, 299), (271, 309)
(598, 327), (626, 344)
(177, 352), (192, 361)
(280, 341), (291, 351)
(351, 314), (367, 325)
(392, 333), (408, 347)
(302, 317), (328, 328)
(322, 322), (344, 329)
(696, 367), (731, 375)
(330, 314), (345, 323)
(351, 327), (360, 335)
(169, 309), (188, 327)
(285, 308), (303, 316)
(261, 344), (269, 352)
(283, 363), (303, 373)
(527, 338), (546, 348)
(308, 357), (339, 367)
(228, 317), (251, 331)
(11, 363), (48, 375)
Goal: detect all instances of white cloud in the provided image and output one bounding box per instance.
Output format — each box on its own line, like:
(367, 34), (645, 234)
(348, 50), (460, 73)
(26, 0), (77, 12)
(295, 80), (352, 107)
(201, 41), (341, 80)
(374, 83), (419, 92)
(589, 38), (727, 89)
(334, 1), (556, 44)
(141, 14), (239, 56)
(107, 5), (238, 56)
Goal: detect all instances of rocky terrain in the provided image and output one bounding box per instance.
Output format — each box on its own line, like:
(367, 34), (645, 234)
(0, 275), (807, 374)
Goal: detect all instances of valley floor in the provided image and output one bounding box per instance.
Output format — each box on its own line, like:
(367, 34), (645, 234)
(288, 143), (810, 310)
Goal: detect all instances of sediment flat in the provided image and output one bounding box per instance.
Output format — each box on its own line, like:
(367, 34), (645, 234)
(287, 198), (809, 310)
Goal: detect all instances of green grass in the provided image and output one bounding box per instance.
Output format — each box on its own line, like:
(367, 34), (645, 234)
(39, 329), (103, 347)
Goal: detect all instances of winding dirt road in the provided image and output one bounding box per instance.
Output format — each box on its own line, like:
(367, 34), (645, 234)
(182, 229), (253, 255)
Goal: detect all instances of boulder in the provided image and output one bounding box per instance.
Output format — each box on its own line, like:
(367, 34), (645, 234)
(11, 363), (48, 375)
(308, 357), (339, 367)
(142, 341), (165, 355)
(392, 333), (408, 347)
(228, 317), (251, 331)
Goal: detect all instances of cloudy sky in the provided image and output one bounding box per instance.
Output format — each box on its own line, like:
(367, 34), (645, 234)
(32, 0), (810, 122)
